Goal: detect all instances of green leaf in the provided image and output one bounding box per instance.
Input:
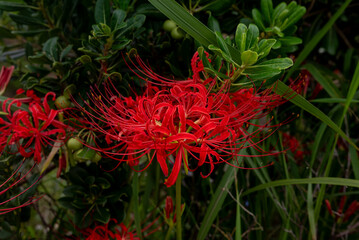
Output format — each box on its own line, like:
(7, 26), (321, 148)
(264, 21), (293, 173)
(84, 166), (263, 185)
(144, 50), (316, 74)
(257, 39), (276, 59)
(272, 2), (287, 21)
(252, 8), (265, 31)
(11, 29), (48, 36)
(246, 24), (259, 50)
(281, 5), (306, 30)
(208, 14), (221, 33)
(243, 177), (359, 196)
(274, 80), (358, 150)
(235, 23), (247, 53)
(215, 31), (230, 56)
(279, 36), (302, 46)
(241, 50), (258, 66)
(94, 207), (110, 223)
(303, 63), (341, 98)
(28, 53), (52, 64)
(310, 98), (359, 104)
(0, 1), (35, 11)
(9, 13), (46, 26)
(95, 0), (110, 25)
(60, 45), (73, 62)
(261, 0), (273, 24)
(43, 37), (59, 61)
(111, 9), (127, 31)
(245, 58), (293, 76)
(285, 0), (352, 81)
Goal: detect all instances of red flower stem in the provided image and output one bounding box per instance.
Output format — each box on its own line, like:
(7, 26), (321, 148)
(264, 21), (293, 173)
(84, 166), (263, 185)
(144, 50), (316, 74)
(176, 170), (182, 240)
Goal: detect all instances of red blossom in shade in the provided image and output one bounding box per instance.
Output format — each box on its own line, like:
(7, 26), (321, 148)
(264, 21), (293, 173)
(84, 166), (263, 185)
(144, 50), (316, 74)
(0, 92), (68, 163)
(282, 132), (305, 161)
(71, 218), (160, 240)
(325, 196), (359, 223)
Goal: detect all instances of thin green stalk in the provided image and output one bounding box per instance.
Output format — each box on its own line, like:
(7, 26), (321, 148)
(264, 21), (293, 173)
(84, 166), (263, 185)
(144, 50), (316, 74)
(132, 172), (143, 240)
(234, 174), (241, 240)
(176, 171), (182, 240)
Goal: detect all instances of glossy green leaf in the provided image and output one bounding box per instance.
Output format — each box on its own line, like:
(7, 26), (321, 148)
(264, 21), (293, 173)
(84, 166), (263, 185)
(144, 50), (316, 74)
(279, 36), (302, 46)
(95, 0), (110, 25)
(246, 24), (259, 50)
(235, 23), (247, 53)
(9, 13), (46, 26)
(0, 1), (35, 11)
(241, 50), (258, 66)
(257, 39), (276, 59)
(43, 37), (59, 61)
(111, 9), (127, 30)
(252, 8), (265, 31)
(261, 0), (273, 24)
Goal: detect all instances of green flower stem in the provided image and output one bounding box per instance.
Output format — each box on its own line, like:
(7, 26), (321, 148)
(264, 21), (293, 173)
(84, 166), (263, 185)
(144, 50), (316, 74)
(176, 171), (182, 240)
(165, 226), (174, 240)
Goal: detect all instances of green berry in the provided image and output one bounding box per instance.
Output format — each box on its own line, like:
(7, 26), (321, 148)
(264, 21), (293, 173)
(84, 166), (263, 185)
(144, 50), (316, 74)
(67, 138), (83, 151)
(163, 20), (177, 32)
(93, 152), (102, 163)
(55, 96), (70, 109)
(170, 27), (185, 40)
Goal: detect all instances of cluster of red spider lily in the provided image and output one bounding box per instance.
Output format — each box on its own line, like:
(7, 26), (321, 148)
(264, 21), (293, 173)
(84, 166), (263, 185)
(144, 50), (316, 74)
(69, 218), (159, 240)
(77, 52), (301, 187)
(0, 91), (68, 162)
(325, 196), (359, 223)
(0, 66), (69, 214)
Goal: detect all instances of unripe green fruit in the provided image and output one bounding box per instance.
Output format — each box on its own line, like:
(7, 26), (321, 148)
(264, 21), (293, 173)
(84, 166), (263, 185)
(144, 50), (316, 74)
(163, 20), (177, 32)
(73, 149), (85, 162)
(55, 96), (70, 109)
(170, 27), (185, 40)
(93, 152), (102, 163)
(67, 138), (83, 151)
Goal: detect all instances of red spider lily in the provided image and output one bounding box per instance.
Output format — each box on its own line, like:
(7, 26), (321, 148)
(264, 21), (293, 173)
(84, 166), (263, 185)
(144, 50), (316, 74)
(0, 65), (15, 95)
(75, 51), (302, 187)
(0, 92), (68, 163)
(282, 132), (304, 161)
(70, 218), (160, 240)
(325, 196), (359, 223)
(77, 76), (292, 187)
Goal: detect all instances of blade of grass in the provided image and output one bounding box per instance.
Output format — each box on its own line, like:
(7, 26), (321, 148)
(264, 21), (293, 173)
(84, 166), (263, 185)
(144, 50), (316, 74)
(197, 164), (238, 240)
(349, 145), (359, 180)
(306, 105), (340, 240)
(274, 81), (358, 150)
(284, 0), (352, 81)
(132, 172), (143, 240)
(303, 63), (342, 98)
(243, 177), (359, 196)
(314, 62), (359, 223)
(310, 98), (359, 103)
